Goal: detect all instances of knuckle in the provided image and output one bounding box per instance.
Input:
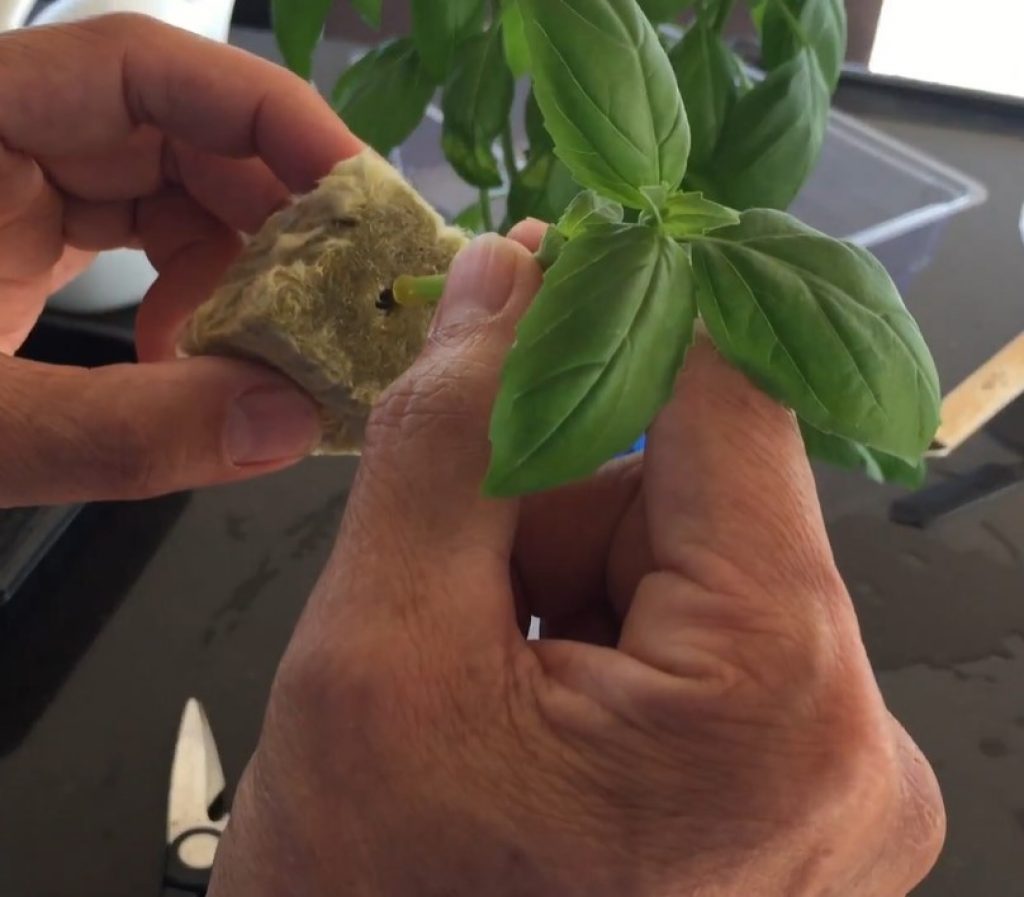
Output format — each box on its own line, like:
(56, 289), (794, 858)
(893, 723), (947, 882)
(81, 11), (156, 38)
(267, 645), (368, 773)
(750, 709), (898, 849)
(272, 621), (428, 760)
(753, 572), (863, 708)
(709, 602), (849, 713)
(826, 710), (896, 797)
(105, 425), (159, 496)
(81, 370), (161, 495)
(792, 693), (905, 834)
(274, 638), (361, 723)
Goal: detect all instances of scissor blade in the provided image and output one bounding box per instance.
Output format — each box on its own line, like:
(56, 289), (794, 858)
(167, 699), (227, 843)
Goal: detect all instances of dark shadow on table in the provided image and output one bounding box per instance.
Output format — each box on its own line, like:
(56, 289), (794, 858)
(2, 312), (186, 756)
(0, 494), (190, 756)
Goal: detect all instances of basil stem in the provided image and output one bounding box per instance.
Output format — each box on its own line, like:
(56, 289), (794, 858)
(392, 227), (572, 308)
(767, 0), (810, 47)
(393, 274), (448, 308)
(712, 0), (737, 33)
(479, 188), (495, 231)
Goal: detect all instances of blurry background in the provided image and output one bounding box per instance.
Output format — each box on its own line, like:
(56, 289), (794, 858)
(229, 0), (884, 61)
(232, 0), (1024, 106)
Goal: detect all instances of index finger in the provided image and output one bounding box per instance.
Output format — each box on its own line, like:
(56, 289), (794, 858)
(643, 336), (838, 595)
(0, 13), (361, 191)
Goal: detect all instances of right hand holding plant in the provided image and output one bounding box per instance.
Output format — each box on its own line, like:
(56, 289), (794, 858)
(209, 230), (945, 897)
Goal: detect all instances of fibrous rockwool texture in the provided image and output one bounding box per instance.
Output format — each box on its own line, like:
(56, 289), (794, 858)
(179, 150), (469, 454)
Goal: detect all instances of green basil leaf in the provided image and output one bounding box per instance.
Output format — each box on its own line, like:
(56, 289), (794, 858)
(441, 30), (515, 188)
(707, 49), (829, 210)
(412, 0), (487, 80)
(518, 0), (690, 209)
(440, 136), (501, 188)
(486, 226), (696, 496)
(762, 0), (847, 91)
(524, 89), (552, 156)
(800, 422), (927, 488)
(871, 448), (928, 488)
(656, 191), (740, 236)
(350, 0), (382, 28)
(506, 152), (580, 224)
(669, 20), (739, 168)
(272, 0), (333, 80)
(801, 420), (882, 478)
(535, 227), (567, 270)
(501, 1), (530, 76)
(555, 191), (625, 238)
(331, 40), (437, 155)
(638, 0), (697, 21)
(691, 210), (941, 461)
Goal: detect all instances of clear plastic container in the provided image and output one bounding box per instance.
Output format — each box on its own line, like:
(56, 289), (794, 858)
(789, 109), (988, 292)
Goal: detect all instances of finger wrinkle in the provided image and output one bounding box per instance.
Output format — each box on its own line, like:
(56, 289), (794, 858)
(118, 41), (150, 132)
(61, 197), (137, 250)
(247, 90), (272, 177)
(160, 132), (182, 184)
(171, 145), (290, 234)
(0, 140), (44, 224)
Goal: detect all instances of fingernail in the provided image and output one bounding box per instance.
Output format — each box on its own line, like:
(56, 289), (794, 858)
(226, 385), (321, 466)
(431, 234), (527, 333)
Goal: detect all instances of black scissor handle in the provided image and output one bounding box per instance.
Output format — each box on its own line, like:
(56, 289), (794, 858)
(162, 827), (222, 896)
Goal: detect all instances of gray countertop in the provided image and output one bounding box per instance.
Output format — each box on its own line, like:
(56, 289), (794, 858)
(1, 25), (1022, 897)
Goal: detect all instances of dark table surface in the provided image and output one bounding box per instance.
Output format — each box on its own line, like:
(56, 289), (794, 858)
(2, 20), (1024, 897)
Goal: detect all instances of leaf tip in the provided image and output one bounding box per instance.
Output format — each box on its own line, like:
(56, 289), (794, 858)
(481, 464), (519, 500)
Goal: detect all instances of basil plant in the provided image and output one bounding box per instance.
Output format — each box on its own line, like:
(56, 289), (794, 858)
(274, 0), (941, 497)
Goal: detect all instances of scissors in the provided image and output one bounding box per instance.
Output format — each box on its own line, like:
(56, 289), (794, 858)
(162, 699), (230, 896)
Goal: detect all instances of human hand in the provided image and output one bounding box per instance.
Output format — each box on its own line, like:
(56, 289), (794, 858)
(0, 14), (362, 508)
(209, 228), (945, 897)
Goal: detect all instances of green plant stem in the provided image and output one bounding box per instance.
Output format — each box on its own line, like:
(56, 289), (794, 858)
(712, 0), (737, 33)
(498, 120), (519, 234)
(394, 237), (560, 305)
(393, 274), (448, 307)
(479, 188), (495, 231)
(767, 0), (811, 47)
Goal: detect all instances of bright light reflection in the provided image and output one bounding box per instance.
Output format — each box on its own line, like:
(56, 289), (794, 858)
(870, 0), (1024, 99)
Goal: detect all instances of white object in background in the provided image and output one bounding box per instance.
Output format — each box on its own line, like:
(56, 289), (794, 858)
(871, 0), (1024, 100)
(0, 0), (237, 313)
(30, 0), (235, 42)
(0, 0), (35, 30)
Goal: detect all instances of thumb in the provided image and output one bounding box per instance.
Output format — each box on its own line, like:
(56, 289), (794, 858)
(357, 234), (542, 552)
(0, 354), (321, 508)
(336, 235), (541, 611)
